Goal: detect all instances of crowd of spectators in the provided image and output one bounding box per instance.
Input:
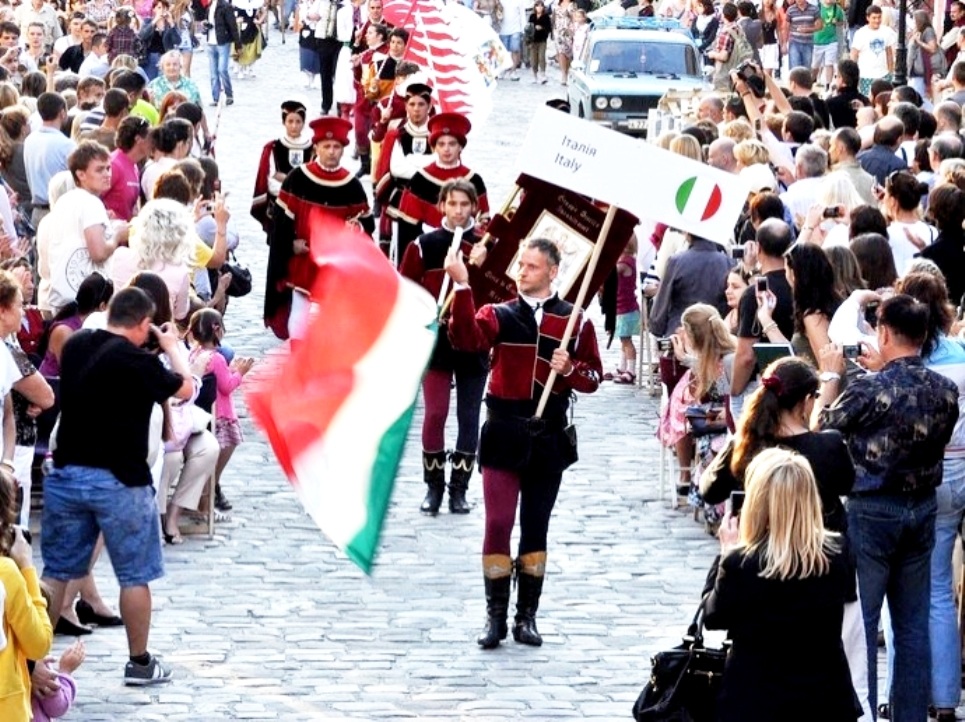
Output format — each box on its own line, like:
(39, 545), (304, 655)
(640, 2), (965, 718)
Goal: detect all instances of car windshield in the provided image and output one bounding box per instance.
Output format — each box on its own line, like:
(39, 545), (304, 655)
(589, 40), (694, 76)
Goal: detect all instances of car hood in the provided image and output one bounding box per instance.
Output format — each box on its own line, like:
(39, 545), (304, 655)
(580, 73), (707, 94)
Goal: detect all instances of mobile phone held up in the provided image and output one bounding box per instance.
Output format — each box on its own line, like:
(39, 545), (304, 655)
(731, 246), (744, 261)
(755, 277), (768, 294)
(843, 343), (863, 360)
(729, 490), (745, 517)
(657, 337), (673, 353)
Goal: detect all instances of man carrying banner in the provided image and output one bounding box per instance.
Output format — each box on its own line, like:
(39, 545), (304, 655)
(397, 112), (489, 231)
(444, 237), (603, 650)
(400, 179), (488, 515)
(264, 116), (375, 340)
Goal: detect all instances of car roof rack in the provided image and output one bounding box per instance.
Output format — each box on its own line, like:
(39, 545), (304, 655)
(590, 16), (682, 31)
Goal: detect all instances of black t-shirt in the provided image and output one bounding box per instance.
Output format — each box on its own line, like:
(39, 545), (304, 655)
(54, 329), (183, 487)
(737, 269), (794, 342)
(826, 87), (870, 129)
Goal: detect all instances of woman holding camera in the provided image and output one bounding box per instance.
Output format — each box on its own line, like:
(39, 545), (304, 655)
(0, 471), (53, 721)
(704, 448), (860, 722)
(755, 240), (842, 366)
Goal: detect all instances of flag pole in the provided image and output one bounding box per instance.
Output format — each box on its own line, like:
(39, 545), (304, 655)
(438, 183), (521, 317)
(436, 225), (464, 309)
(533, 204), (618, 420)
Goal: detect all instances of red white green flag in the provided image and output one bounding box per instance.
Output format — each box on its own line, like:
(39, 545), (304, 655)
(246, 211), (437, 573)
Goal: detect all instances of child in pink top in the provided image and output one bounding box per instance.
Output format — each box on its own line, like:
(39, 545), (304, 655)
(611, 236), (640, 384)
(31, 640), (85, 721)
(188, 309), (255, 512)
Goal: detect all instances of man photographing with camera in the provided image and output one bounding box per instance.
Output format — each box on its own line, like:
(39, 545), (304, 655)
(40, 288), (194, 686)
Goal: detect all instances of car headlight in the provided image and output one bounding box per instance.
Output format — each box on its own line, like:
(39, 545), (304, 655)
(594, 96), (608, 110)
(609, 97), (623, 109)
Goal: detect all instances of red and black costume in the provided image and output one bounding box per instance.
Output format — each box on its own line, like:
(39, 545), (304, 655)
(397, 112), (488, 231)
(251, 131), (314, 234)
(400, 222), (488, 515)
(448, 285), (602, 649)
(398, 164), (489, 229)
(373, 83), (434, 258)
(264, 118), (375, 339)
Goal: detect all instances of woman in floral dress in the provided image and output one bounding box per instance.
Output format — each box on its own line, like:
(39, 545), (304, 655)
(552, 0), (575, 85)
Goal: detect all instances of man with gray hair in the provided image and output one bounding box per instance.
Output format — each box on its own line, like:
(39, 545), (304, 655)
(780, 143), (828, 227)
(857, 115), (907, 184)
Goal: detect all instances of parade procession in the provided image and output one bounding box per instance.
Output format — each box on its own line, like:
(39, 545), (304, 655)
(1, 0), (965, 718)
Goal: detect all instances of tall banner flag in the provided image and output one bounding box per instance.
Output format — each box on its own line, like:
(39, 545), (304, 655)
(246, 210), (437, 574)
(517, 106), (749, 243)
(383, 0), (512, 123)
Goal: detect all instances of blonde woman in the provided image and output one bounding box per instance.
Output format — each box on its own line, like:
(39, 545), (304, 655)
(110, 197), (194, 320)
(657, 304), (735, 497)
(668, 134), (702, 162)
(704, 448), (860, 721)
(733, 139), (769, 169)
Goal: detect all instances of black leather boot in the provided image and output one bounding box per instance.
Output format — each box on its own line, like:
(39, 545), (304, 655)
(420, 451), (446, 515)
(477, 554), (512, 649)
(448, 451), (474, 514)
(355, 153), (371, 178)
(513, 552), (546, 647)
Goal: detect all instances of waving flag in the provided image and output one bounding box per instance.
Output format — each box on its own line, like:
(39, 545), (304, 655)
(246, 210), (437, 573)
(383, 0), (512, 123)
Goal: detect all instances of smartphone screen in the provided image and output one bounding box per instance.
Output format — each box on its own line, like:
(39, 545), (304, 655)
(755, 277), (767, 294)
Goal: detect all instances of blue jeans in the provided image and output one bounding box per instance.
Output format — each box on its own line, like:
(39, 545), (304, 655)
(787, 40), (813, 71)
(282, 0), (296, 25)
(208, 43), (233, 102)
(848, 491), (937, 722)
(142, 51), (162, 81)
(41, 465), (164, 588)
(930, 459), (965, 707)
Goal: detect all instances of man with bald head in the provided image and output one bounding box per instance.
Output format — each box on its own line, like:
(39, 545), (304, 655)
(707, 137), (737, 173)
(857, 116), (907, 184)
(698, 96), (724, 125)
(934, 101), (963, 137)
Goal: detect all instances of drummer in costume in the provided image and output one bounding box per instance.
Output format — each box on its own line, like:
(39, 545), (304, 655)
(251, 97), (315, 235)
(398, 112), (489, 231)
(400, 179), (488, 516)
(373, 81), (433, 262)
(264, 116), (375, 340)
(443, 238), (602, 650)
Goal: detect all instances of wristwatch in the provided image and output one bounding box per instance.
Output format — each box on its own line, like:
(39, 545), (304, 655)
(819, 371), (841, 383)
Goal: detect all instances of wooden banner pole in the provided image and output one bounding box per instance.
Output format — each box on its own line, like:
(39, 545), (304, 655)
(533, 204), (618, 420)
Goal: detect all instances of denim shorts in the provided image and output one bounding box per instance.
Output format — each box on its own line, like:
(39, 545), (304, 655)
(500, 33), (522, 53)
(41, 465), (164, 588)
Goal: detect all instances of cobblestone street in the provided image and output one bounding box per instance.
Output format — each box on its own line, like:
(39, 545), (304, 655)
(56, 36), (721, 721)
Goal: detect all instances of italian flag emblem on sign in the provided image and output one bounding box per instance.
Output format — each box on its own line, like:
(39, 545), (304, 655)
(675, 176), (723, 222)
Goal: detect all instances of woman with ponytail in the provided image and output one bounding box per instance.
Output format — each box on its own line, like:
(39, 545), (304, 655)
(700, 357), (854, 533)
(700, 356), (870, 720)
(657, 303), (735, 498)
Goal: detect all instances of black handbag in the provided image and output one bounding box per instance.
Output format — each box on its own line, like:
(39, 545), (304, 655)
(632, 599), (727, 722)
(220, 253), (252, 297)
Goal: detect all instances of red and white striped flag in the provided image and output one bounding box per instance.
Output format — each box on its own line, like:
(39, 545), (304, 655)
(383, 0), (512, 124)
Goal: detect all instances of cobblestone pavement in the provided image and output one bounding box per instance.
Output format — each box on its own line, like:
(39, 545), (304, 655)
(37, 37), (801, 721)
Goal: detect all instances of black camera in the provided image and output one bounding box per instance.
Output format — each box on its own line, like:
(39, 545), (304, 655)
(735, 60), (756, 82)
(843, 343), (863, 359)
(732, 246), (744, 260)
(656, 338), (673, 353)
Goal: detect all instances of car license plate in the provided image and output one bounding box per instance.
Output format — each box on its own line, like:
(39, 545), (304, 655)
(626, 119), (647, 130)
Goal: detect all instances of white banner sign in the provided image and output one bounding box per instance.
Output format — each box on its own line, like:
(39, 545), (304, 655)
(517, 105), (750, 243)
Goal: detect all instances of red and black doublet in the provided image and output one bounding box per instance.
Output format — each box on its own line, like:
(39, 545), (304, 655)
(251, 134), (314, 234)
(401, 226), (489, 455)
(263, 161), (375, 339)
(398, 163), (489, 230)
(374, 121), (432, 253)
(448, 287), (602, 555)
